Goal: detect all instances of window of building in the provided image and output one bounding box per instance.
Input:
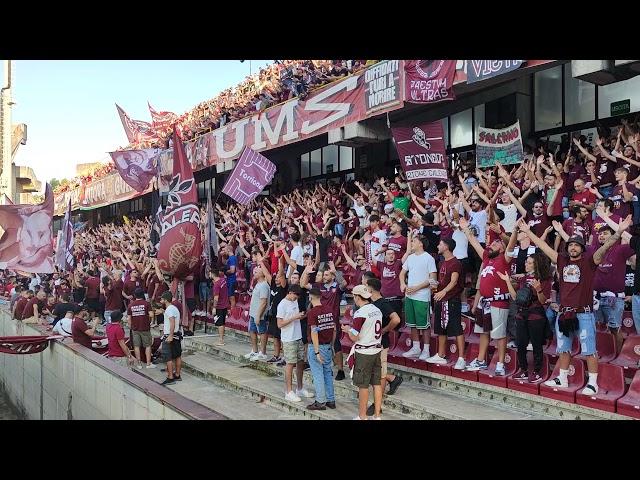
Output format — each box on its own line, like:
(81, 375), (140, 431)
(597, 74), (640, 120)
(130, 198), (143, 212)
(340, 146), (353, 170)
(310, 148), (322, 177)
(473, 104), (485, 143)
(323, 145), (338, 174)
(109, 204), (118, 217)
(564, 71), (595, 126)
(450, 108), (473, 148)
(300, 153), (310, 178)
(534, 65), (562, 131)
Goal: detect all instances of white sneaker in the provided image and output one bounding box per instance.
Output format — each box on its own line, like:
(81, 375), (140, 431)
(418, 349), (431, 361)
(426, 354), (447, 364)
(352, 415), (366, 420)
(581, 384), (599, 395)
(255, 352), (268, 361)
(402, 347), (421, 358)
(494, 366), (506, 376)
(244, 351), (258, 360)
(250, 352), (263, 362)
(370, 416), (382, 420)
(544, 377), (568, 388)
(296, 388), (314, 398)
(526, 343), (533, 351)
(145, 364), (157, 369)
(285, 391), (302, 402)
(136, 364), (143, 370)
(507, 340), (517, 348)
(453, 357), (466, 370)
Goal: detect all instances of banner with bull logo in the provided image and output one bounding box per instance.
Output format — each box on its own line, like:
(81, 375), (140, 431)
(391, 121), (448, 180)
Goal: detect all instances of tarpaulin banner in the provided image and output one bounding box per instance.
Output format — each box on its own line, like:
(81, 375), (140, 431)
(0, 184), (54, 274)
(466, 60), (524, 84)
(391, 121), (448, 180)
(404, 60), (457, 103)
(222, 147), (276, 205)
(157, 129), (203, 279)
(109, 148), (159, 192)
(476, 120), (524, 168)
(364, 60), (403, 114)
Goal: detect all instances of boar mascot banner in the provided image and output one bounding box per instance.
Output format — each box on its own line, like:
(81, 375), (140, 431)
(157, 129), (202, 280)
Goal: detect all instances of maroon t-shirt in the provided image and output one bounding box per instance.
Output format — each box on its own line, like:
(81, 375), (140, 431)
(438, 257), (464, 302)
(344, 216), (360, 236)
(557, 252), (597, 308)
(376, 260), (403, 298)
(104, 279), (124, 311)
(571, 190), (596, 207)
(618, 157), (639, 182)
(593, 243), (635, 294)
(213, 277), (230, 309)
(307, 304), (336, 345)
(127, 299), (151, 332)
(596, 155), (616, 186)
(611, 183), (638, 219)
(84, 276), (100, 299)
(525, 212), (551, 238)
(71, 317), (93, 348)
(13, 297), (28, 319)
(387, 235), (407, 258)
(517, 275), (552, 312)
(312, 281), (343, 327)
(106, 323), (127, 357)
(21, 297), (43, 319)
(591, 213), (621, 241)
(562, 218), (592, 244)
(479, 250), (511, 308)
(123, 278), (142, 297)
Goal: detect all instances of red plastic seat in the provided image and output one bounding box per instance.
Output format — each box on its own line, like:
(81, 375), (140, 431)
(403, 337), (435, 372)
(539, 358), (586, 403)
(451, 343), (480, 382)
(616, 370), (640, 419)
(575, 363), (626, 413)
(463, 313), (481, 345)
(387, 332), (412, 366)
(478, 347), (518, 388)
(460, 315), (472, 337)
(610, 334), (640, 379)
(595, 321), (608, 332)
(576, 331), (617, 364)
(621, 312), (637, 338)
(507, 352), (550, 395)
(428, 338), (465, 376)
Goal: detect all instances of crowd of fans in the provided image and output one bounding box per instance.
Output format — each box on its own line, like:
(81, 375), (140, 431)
(4, 116), (640, 419)
(53, 60), (371, 196)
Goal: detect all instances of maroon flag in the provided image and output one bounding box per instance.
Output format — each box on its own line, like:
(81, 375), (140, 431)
(109, 148), (159, 192)
(148, 102), (178, 131)
(0, 184), (54, 274)
(156, 129), (203, 279)
(391, 121), (448, 181)
(116, 103), (136, 143)
(56, 197), (74, 272)
(404, 60), (457, 104)
(221, 147), (276, 205)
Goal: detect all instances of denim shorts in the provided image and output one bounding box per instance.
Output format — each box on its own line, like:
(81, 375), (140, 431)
(555, 312), (596, 356)
(248, 315), (267, 334)
(595, 296), (625, 329)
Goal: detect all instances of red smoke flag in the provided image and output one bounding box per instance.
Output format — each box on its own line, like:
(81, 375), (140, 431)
(148, 102), (178, 131)
(156, 128), (203, 280)
(0, 184), (55, 273)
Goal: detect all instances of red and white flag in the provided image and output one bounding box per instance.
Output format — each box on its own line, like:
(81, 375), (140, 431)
(116, 103), (137, 143)
(109, 148), (159, 192)
(148, 102), (178, 131)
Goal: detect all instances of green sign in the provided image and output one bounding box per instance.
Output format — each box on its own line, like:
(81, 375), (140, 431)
(611, 99), (630, 117)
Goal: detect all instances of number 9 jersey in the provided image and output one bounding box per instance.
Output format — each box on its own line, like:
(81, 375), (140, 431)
(352, 303), (383, 354)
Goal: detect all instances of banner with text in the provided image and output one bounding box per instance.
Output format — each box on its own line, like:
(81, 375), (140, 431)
(391, 121), (448, 181)
(364, 60), (403, 114)
(404, 60), (456, 104)
(466, 60), (524, 84)
(221, 147), (276, 205)
(476, 121), (524, 168)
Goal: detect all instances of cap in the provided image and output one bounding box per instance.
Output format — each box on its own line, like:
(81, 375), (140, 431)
(352, 284), (372, 299)
(566, 235), (586, 251)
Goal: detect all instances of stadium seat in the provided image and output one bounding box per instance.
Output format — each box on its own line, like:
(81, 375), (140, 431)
(507, 352), (550, 395)
(576, 331), (617, 364)
(621, 313), (637, 338)
(451, 342), (480, 382)
(616, 370), (640, 419)
(610, 335), (640, 379)
(478, 347), (518, 388)
(403, 337), (435, 372)
(539, 358), (586, 403)
(387, 332), (412, 366)
(428, 338), (465, 376)
(575, 363), (626, 413)
(462, 314), (480, 345)
(387, 330), (398, 351)
(595, 321), (608, 333)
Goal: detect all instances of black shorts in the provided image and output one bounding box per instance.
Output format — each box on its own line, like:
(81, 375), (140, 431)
(460, 257), (470, 276)
(334, 331), (342, 355)
(186, 298), (197, 313)
(215, 308), (227, 327)
(300, 318), (308, 344)
(161, 338), (182, 360)
(267, 314), (281, 339)
(433, 298), (463, 337)
(73, 288), (85, 304)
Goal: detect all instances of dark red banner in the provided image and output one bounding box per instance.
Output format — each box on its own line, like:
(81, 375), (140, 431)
(392, 121), (448, 181)
(404, 60), (457, 104)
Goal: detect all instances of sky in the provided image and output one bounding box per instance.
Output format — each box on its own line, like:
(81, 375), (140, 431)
(3, 60), (270, 187)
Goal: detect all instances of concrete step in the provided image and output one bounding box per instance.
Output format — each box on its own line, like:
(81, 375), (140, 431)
(191, 325), (630, 420)
(183, 334), (544, 420)
(178, 349), (409, 420)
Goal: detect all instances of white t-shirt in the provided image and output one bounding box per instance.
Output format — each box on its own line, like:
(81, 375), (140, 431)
(370, 228), (388, 262)
(468, 210), (488, 244)
(163, 304), (181, 335)
(402, 252), (437, 302)
(287, 244), (304, 277)
(353, 204), (366, 220)
(53, 317), (73, 337)
(352, 303), (383, 355)
(276, 298), (301, 342)
(497, 203), (518, 233)
(452, 229), (469, 260)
